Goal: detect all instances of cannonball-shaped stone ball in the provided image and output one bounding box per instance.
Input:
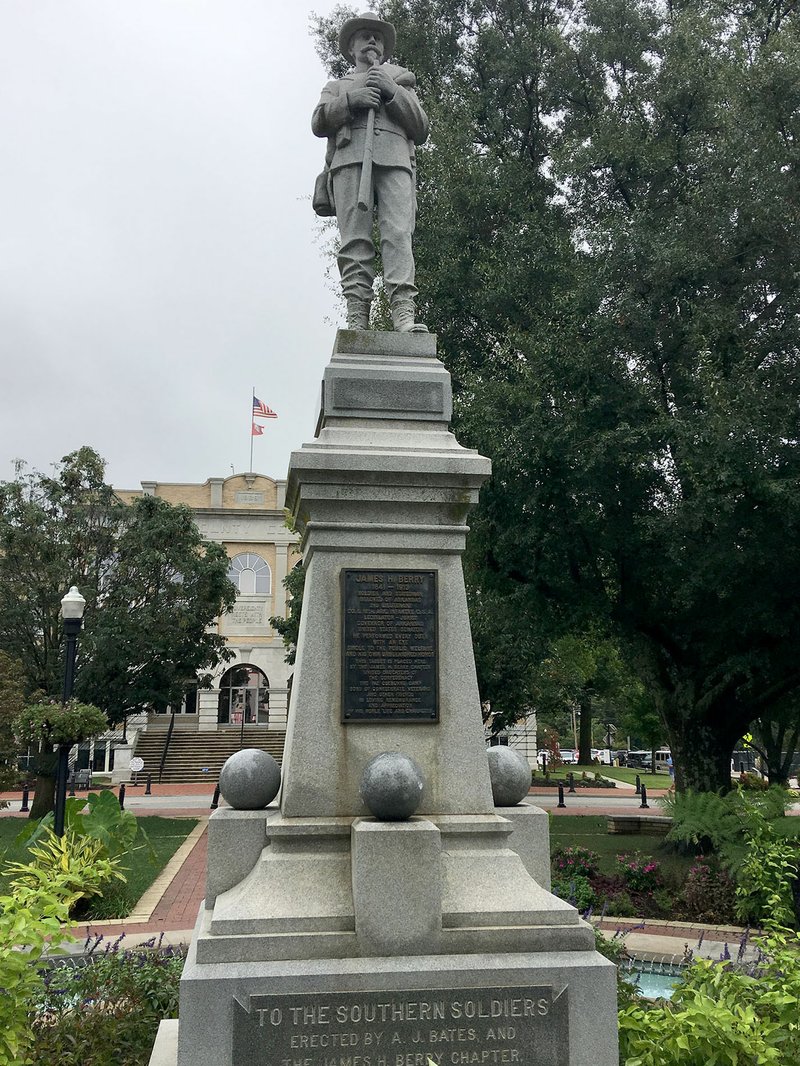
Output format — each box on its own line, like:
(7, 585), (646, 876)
(219, 748), (281, 810)
(487, 746), (531, 806)
(360, 752), (425, 820)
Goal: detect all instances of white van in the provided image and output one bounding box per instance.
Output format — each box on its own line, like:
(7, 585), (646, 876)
(653, 750), (672, 774)
(626, 749), (671, 773)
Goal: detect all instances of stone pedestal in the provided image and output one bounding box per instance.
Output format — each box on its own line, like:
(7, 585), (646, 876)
(170, 331), (618, 1066)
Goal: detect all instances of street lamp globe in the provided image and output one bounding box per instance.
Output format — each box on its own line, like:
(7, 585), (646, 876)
(61, 586), (86, 621)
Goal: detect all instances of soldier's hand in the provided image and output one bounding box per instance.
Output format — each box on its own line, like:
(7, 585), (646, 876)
(347, 86), (381, 112)
(366, 67), (396, 101)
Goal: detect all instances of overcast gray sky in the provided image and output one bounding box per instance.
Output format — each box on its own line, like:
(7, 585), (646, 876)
(0, 0), (347, 491)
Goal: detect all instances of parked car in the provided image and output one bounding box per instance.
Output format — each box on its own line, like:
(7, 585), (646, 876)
(626, 751), (653, 771)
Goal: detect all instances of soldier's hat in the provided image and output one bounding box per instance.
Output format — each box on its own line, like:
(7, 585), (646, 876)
(339, 11), (396, 62)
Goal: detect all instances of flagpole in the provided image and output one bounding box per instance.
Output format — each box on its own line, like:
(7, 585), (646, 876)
(249, 387), (255, 474)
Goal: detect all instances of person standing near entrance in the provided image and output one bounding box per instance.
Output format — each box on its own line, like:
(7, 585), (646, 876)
(312, 11), (429, 333)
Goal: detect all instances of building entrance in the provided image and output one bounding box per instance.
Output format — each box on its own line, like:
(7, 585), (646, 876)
(217, 664), (270, 726)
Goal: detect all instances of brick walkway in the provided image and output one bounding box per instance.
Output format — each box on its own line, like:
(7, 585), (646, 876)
(148, 828), (208, 928)
(68, 825), (208, 946)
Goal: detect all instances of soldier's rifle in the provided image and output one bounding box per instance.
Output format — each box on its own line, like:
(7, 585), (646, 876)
(357, 56), (379, 212)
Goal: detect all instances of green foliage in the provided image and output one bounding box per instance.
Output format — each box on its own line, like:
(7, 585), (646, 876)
(662, 789), (740, 853)
(31, 937), (185, 1066)
(0, 882), (73, 1066)
(531, 629), (643, 759)
(76, 492), (236, 721)
(63, 789), (140, 860)
(680, 860), (737, 925)
(14, 700), (107, 748)
(619, 929), (800, 1065)
(551, 845), (599, 878)
(0, 652), (26, 797)
(663, 785), (798, 926)
(661, 785), (790, 857)
(5, 828), (125, 913)
(0, 448), (119, 700)
(269, 560), (305, 666)
(0, 449), (235, 726)
(20, 790), (145, 862)
(551, 873), (595, 912)
(734, 806), (799, 928)
(739, 771), (771, 792)
(329, 0), (800, 792)
(615, 854), (663, 894)
(607, 891), (637, 918)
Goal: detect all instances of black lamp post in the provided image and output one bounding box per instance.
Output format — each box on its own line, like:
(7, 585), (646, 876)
(54, 585), (85, 837)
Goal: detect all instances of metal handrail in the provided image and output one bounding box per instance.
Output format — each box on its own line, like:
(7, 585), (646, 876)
(157, 710), (176, 783)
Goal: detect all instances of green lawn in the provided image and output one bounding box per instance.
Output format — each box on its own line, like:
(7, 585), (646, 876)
(549, 814), (694, 886)
(533, 765), (670, 790)
(573, 765), (671, 791)
(0, 815), (198, 916)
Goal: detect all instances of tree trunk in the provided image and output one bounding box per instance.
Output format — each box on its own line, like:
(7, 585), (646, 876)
(668, 717), (735, 793)
(759, 718), (799, 786)
(578, 692), (593, 765)
(28, 749), (57, 819)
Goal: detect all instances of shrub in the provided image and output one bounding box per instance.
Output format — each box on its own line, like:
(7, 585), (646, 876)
(738, 771), (770, 791)
(734, 807), (798, 928)
(615, 853), (663, 893)
(6, 828), (125, 914)
(20, 790), (145, 863)
(606, 891), (637, 918)
(551, 874), (595, 912)
(619, 928), (800, 1065)
(680, 859), (737, 924)
(14, 700), (107, 747)
(551, 845), (599, 878)
(32, 936), (186, 1066)
(0, 882), (73, 1066)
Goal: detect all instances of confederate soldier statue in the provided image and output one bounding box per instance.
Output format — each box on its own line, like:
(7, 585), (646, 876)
(312, 11), (429, 333)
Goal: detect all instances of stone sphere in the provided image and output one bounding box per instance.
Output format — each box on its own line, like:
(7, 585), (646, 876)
(487, 746), (531, 806)
(359, 752), (425, 820)
(219, 748), (281, 810)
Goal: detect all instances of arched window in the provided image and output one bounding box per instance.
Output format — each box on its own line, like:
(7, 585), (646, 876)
(228, 553), (271, 595)
(217, 664), (270, 726)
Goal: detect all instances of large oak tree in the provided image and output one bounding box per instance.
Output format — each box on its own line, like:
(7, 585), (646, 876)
(314, 0), (800, 790)
(0, 447), (236, 807)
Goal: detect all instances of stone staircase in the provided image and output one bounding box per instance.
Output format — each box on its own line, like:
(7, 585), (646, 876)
(132, 728), (286, 784)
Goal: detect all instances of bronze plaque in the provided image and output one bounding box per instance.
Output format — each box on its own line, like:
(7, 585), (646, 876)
(233, 985), (569, 1066)
(341, 569), (438, 723)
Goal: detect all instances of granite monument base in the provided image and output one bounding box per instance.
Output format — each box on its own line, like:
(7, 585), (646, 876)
(160, 917), (617, 1066)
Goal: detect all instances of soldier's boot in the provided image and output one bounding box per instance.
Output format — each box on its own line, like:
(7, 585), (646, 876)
(346, 298), (371, 331)
(391, 299), (428, 334)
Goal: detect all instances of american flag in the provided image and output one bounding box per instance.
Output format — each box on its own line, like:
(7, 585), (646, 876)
(253, 396), (277, 419)
(251, 422), (264, 436)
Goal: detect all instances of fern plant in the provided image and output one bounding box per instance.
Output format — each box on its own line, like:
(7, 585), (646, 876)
(660, 789), (740, 853)
(661, 785), (791, 860)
